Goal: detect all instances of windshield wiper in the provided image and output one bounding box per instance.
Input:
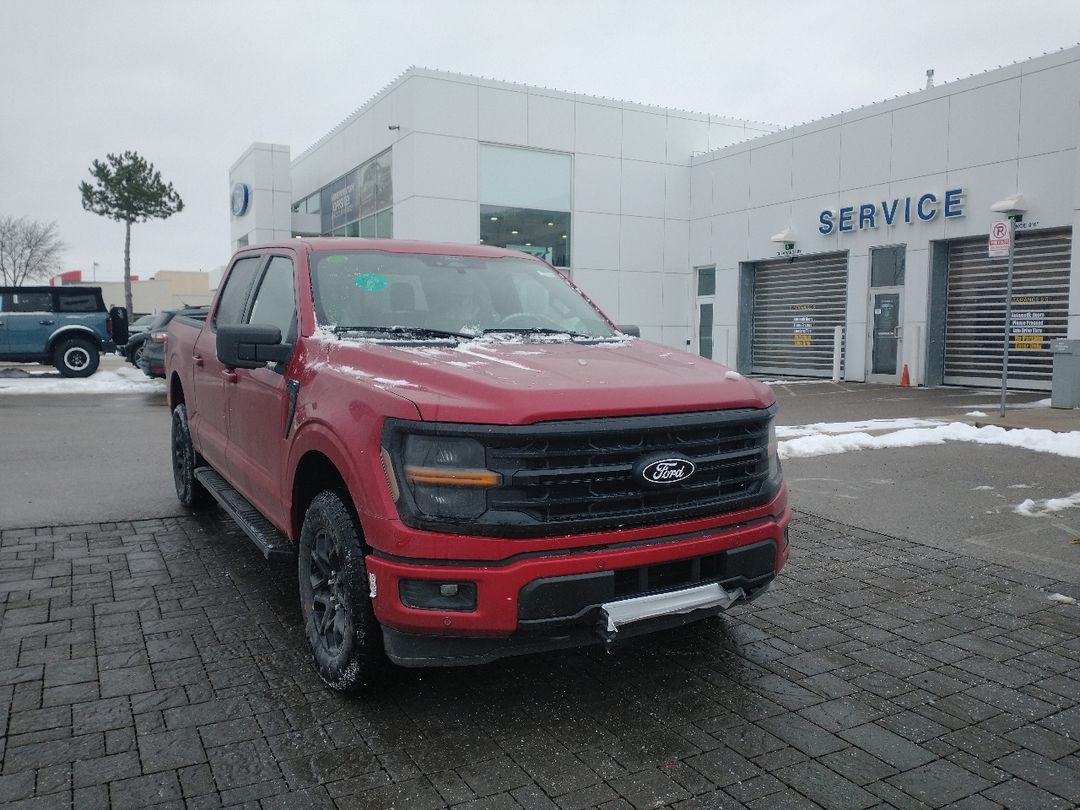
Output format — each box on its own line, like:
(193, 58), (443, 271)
(481, 327), (594, 339)
(334, 325), (473, 340)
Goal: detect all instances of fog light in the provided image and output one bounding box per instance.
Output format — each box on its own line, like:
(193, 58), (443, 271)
(400, 580), (477, 611)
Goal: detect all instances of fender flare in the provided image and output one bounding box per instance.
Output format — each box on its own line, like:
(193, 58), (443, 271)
(47, 325), (102, 354)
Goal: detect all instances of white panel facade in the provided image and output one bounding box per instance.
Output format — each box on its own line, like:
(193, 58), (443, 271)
(690, 47), (1080, 381)
(228, 50), (1078, 368)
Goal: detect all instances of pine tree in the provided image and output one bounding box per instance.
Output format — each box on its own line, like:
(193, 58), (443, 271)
(79, 151), (183, 314)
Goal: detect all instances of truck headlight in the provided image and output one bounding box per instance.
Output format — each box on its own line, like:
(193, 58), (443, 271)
(399, 435), (500, 519)
(767, 419), (780, 479)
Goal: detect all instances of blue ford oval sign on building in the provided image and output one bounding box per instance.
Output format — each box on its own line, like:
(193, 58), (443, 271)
(230, 182), (250, 217)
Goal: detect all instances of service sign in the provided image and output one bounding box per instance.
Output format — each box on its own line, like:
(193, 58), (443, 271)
(989, 220), (1012, 258)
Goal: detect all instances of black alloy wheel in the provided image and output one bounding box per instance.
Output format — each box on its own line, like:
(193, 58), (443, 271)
(298, 490), (383, 692)
(170, 404), (211, 508)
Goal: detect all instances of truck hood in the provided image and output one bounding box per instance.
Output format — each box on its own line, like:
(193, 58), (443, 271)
(320, 336), (775, 424)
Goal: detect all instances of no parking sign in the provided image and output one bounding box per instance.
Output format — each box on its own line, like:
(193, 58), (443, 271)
(988, 220), (1012, 258)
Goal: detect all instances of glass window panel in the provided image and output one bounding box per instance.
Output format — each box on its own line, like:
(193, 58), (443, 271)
(480, 206), (570, 267)
(214, 257), (263, 327)
(360, 161), (377, 218)
(376, 209), (393, 238)
(360, 214), (377, 238)
(248, 256), (297, 341)
(57, 292), (99, 312)
(698, 303), (713, 359)
(479, 145), (571, 211)
(871, 246), (905, 287)
(304, 193), (320, 214)
(375, 150), (393, 211)
(698, 267), (716, 297)
(346, 221), (360, 237)
(5, 291), (52, 312)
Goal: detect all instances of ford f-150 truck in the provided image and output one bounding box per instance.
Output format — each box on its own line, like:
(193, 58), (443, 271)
(165, 238), (789, 692)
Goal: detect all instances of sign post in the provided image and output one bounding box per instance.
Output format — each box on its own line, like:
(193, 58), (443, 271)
(990, 219), (1015, 417)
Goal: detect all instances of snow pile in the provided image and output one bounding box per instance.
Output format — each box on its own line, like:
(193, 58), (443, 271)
(779, 421), (1080, 461)
(1013, 491), (1080, 517)
(778, 418), (944, 439)
(1047, 593), (1077, 605)
(966, 411), (987, 417)
(0, 367), (160, 395)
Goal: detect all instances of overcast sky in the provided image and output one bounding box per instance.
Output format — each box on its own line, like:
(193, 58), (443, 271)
(2, 0), (1078, 282)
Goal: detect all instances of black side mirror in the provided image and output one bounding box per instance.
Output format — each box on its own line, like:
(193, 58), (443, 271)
(616, 324), (641, 337)
(217, 324), (291, 370)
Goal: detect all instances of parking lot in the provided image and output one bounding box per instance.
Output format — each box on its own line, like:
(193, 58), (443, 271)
(1, 373), (1078, 809)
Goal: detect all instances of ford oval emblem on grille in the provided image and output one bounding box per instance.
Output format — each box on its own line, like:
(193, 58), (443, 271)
(637, 455), (696, 486)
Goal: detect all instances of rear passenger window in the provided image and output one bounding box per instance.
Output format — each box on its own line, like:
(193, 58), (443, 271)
(214, 257), (263, 327)
(248, 256), (296, 340)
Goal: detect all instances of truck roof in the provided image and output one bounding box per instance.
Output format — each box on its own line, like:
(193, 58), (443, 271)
(244, 237), (545, 261)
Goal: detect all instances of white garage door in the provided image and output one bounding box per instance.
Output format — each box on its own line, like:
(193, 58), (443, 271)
(944, 228), (1072, 391)
(750, 252), (848, 377)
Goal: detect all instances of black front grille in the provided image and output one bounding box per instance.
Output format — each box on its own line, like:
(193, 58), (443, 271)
(386, 406), (778, 538)
(487, 409), (773, 530)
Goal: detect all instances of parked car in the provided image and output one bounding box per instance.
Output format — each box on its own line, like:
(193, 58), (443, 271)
(0, 286), (126, 376)
(126, 310), (178, 368)
(165, 238), (789, 694)
(138, 307), (207, 378)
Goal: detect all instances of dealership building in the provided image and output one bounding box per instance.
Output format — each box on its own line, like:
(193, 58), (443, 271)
(229, 45), (1080, 390)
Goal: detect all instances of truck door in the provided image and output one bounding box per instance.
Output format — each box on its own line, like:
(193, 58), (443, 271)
(2, 290), (54, 356)
(224, 254), (297, 529)
(193, 255), (264, 470)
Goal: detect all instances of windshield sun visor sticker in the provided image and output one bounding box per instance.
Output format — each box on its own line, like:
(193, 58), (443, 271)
(355, 272), (388, 291)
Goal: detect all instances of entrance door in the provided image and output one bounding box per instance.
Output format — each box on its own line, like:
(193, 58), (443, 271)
(867, 290), (902, 382)
(865, 245), (906, 383)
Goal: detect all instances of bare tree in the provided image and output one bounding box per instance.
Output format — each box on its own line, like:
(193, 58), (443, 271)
(0, 216), (67, 286)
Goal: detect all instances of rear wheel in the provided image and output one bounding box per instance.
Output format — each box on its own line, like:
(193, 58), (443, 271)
(171, 404), (211, 508)
(298, 490), (383, 692)
(54, 337), (99, 377)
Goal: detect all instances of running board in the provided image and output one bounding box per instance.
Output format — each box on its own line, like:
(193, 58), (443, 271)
(194, 467), (295, 562)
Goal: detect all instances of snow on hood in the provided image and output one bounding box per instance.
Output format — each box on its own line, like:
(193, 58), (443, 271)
(318, 335), (775, 424)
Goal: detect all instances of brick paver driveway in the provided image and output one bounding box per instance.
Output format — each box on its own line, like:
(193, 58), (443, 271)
(1, 512), (1077, 810)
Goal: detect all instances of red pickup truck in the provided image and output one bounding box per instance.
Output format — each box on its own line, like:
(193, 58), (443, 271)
(166, 238), (789, 692)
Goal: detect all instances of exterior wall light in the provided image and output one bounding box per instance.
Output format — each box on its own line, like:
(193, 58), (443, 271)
(770, 227), (796, 251)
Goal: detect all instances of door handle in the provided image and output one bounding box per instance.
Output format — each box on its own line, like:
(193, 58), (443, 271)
(222, 370), (238, 383)
(39, 320), (54, 325)
(194, 354), (204, 367)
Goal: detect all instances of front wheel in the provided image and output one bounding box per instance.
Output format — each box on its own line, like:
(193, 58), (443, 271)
(54, 337), (99, 377)
(298, 490), (384, 692)
(171, 404), (211, 508)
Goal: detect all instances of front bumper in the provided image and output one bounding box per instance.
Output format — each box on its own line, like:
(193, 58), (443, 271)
(366, 487), (790, 666)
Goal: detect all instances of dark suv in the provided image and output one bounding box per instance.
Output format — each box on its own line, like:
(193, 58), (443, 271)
(0, 286), (127, 377)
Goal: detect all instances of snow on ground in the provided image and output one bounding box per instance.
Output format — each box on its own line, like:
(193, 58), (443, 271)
(777, 418), (944, 439)
(966, 411), (987, 417)
(1013, 491), (1080, 517)
(1047, 593), (1077, 604)
(779, 419), (1080, 461)
(0, 367), (161, 394)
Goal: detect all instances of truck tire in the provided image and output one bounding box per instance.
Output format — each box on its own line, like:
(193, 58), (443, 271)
(171, 404), (211, 508)
(298, 490), (384, 692)
(54, 337), (100, 377)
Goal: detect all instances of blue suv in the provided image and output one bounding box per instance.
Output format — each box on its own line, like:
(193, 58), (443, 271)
(0, 286), (127, 377)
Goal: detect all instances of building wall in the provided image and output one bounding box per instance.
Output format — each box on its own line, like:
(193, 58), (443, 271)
(691, 46), (1080, 378)
(285, 68), (776, 347)
(65, 270), (214, 315)
(229, 143), (292, 253)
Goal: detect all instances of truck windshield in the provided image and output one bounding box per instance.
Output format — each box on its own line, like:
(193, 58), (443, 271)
(309, 251), (617, 339)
